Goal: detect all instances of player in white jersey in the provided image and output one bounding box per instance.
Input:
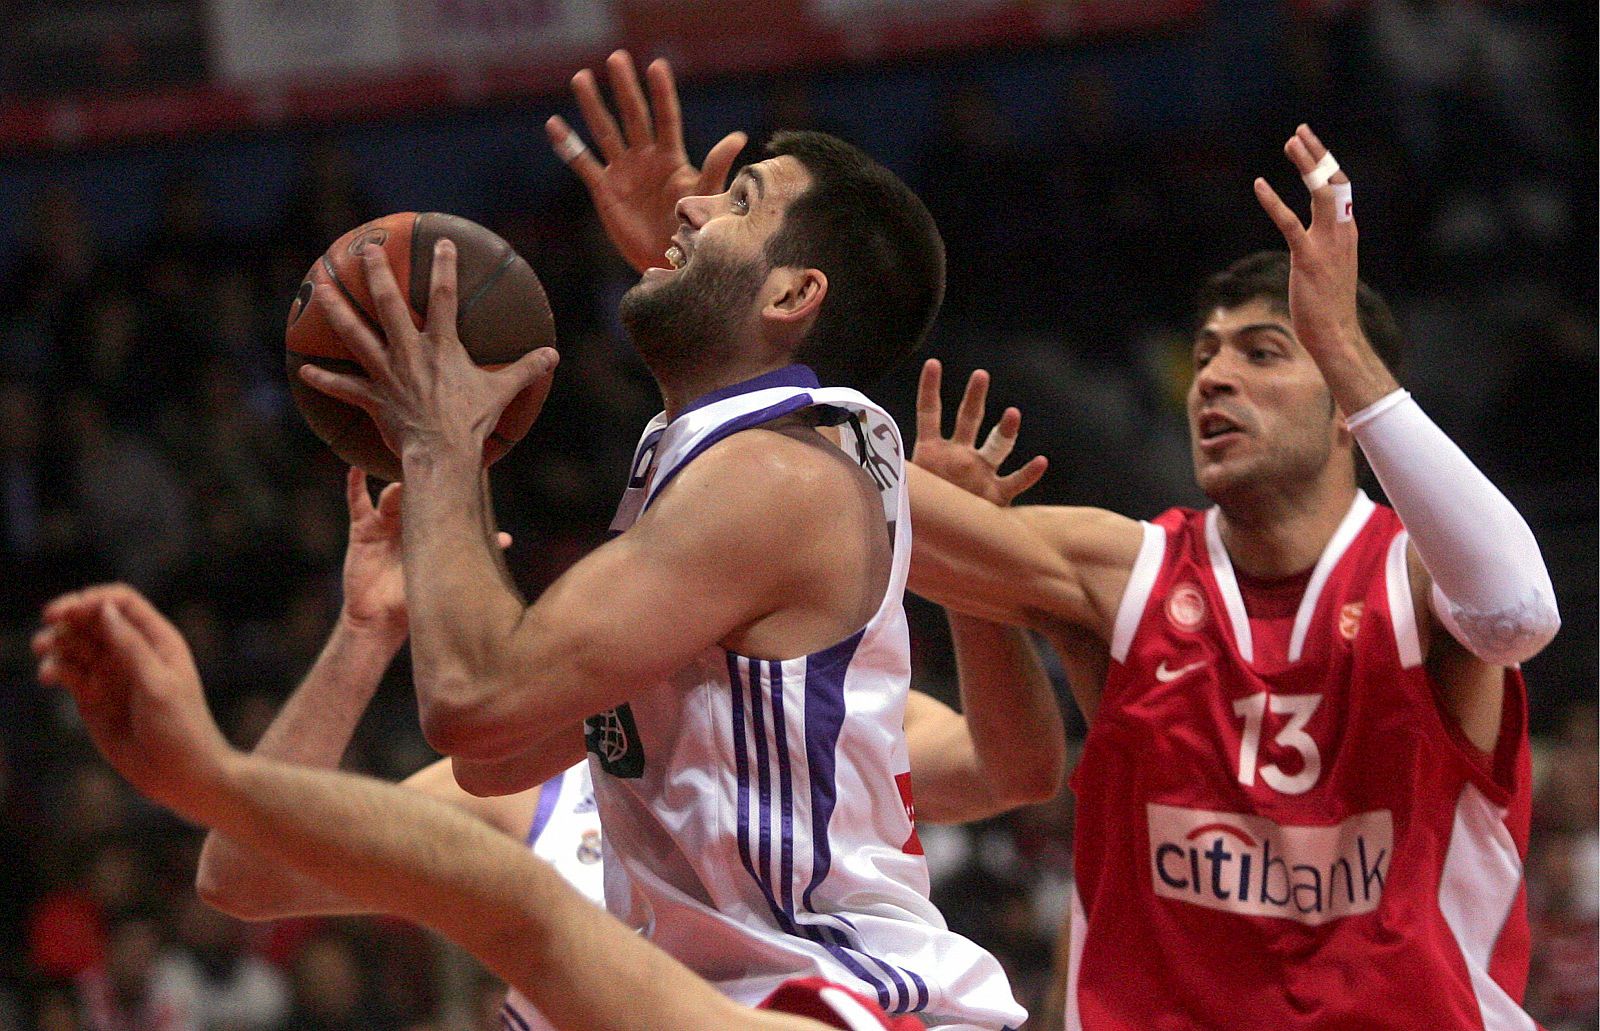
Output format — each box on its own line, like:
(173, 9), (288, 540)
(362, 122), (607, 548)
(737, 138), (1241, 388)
(301, 53), (1029, 1024)
(196, 464), (1056, 1028)
(36, 581), (1006, 1031)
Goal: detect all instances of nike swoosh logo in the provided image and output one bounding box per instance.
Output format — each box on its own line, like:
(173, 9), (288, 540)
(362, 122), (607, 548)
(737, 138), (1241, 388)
(1155, 659), (1208, 683)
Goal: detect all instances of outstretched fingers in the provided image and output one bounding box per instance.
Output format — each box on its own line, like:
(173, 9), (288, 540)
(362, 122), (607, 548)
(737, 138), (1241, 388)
(606, 50), (654, 148)
(978, 406), (1023, 466)
(999, 455), (1049, 505)
(915, 358), (945, 444)
(1254, 177), (1305, 250)
(425, 239), (459, 338)
(645, 57), (684, 155)
(952, 370), (990, 446)
(546, 115), (605, 191)
(571, 67), (625, 163)
(504, 347), (561, 403)
(346, 466), (374, 519)
(359, 245), (416, 345)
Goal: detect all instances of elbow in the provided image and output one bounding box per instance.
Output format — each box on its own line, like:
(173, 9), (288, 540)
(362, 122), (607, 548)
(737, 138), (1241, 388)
(194, 845), (270, 922)
(1435, 583), (1561, 666)
(1479, 605), (1561, 667)
(418, 690), (508, 760)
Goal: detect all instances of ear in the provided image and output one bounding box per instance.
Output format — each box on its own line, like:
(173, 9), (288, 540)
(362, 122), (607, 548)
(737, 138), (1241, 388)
(762, 267), (828, 333)
(1332, 404), (1354, 448)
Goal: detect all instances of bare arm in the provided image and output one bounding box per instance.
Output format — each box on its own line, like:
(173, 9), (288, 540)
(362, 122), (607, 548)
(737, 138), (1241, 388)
(1255, 124), (1556, 751)
(907, 360), (1143, 638)
(36, 588), (827, 1031)
(910, 465), (1140, 634)
(905, 614), (1064, 824)
(197, 470), (542, 917)
(402, 429), (871, 792)
(197, 469), (411, 917)
(195, 614), (403, 918)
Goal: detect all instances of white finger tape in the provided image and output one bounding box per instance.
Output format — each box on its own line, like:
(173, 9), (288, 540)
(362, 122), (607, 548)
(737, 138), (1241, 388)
(1332, 182), (1353, 222)
(1301, 151), (1339, 191)
(555, 132), (588, 163)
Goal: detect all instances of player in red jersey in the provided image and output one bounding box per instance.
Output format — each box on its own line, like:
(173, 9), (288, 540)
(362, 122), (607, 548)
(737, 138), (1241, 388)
(537, 56), (1560, 1026)
(33, 582), (932, 1031)
(908, 125), (1560, 1029)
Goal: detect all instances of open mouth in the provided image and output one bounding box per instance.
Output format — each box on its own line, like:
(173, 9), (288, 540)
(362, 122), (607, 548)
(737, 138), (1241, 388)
(665, 243), (684, 269)
(1198, 411), (1244, 443)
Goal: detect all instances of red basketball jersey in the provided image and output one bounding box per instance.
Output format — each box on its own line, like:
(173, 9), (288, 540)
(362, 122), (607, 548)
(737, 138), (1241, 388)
(1066, 493), (1538, 1030)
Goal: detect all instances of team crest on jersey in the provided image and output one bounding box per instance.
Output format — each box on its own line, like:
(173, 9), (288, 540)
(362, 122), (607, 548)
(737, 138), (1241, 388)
(585, 704), (645, 778)
(1338, 601), (1365, 641)
(1166, 582), (1208, 632)
(577, 829), (602, 865)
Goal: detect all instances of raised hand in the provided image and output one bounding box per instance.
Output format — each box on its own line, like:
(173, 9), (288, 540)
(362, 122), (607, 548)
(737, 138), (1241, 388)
(1252, 123), (1362, 360)
(340, 467), (408, 641)
(547, 50), (747, 273)
(338, 467), (514, 643)
(299, 240), (559, 466)
(912, 359), (1047, 507)
(34, 584), (234, 815)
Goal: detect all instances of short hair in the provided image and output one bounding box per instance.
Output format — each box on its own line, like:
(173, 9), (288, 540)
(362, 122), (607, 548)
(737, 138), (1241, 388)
(763, 131), (946, 390)
(1192, 251), (1405, 375)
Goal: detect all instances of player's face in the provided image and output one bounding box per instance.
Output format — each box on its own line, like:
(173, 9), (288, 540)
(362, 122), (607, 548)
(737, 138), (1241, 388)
(620, 157), (813, 369)
(1187, 298), (1341, 502)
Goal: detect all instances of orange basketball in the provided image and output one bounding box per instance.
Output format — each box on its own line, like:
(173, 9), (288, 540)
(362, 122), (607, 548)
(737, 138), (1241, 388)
(285, 212), (556, 481)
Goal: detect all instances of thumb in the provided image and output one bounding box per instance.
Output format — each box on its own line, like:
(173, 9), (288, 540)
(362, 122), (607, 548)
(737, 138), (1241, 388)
(505, 347), (560, 396)
(698, 131), (748, 195)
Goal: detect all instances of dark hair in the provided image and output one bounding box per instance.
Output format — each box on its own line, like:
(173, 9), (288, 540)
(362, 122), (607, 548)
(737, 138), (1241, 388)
(1192, 251), (1405, 374)
(762, 131), (946, 390)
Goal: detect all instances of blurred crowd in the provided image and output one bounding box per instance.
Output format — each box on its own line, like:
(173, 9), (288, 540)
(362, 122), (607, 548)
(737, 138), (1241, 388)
(0, 1), (1594, 1028)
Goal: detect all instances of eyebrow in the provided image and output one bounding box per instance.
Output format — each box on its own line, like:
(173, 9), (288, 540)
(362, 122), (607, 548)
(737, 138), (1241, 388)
(738, 166), (766, 200)
(1196, 321), (1294, 343)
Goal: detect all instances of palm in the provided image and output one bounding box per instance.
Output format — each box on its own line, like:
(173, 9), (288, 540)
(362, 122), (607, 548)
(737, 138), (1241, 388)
(549, 52), (746, 273)
(592, 152), (705, 272)
(340, 471), (407, 637)
(912, 436), (1014, 508)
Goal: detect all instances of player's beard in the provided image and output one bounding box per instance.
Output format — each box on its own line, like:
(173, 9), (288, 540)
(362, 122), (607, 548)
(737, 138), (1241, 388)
(620, 250), (765, 384)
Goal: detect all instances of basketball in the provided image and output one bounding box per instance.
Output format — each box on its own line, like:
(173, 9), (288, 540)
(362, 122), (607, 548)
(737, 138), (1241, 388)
(285, 212), (557, 481)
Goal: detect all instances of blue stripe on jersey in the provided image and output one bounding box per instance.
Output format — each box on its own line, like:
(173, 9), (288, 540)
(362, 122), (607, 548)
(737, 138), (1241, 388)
(798, 630), (860, 912)
(794, 632), (930, 1015)
(679, 363), (819, 416)
(501, 1002), (531, 1030)
(728, 651), (899, 1011)
(769, 658), (796, 920)
(728, 653), (797, 936)
(525, 767), (566, 847)
(749, 656), (775, 914)
(643, 395), (818, 511)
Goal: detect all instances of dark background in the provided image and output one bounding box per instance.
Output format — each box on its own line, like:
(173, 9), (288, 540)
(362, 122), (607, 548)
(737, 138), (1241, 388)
(0, 1), (1593, 1028)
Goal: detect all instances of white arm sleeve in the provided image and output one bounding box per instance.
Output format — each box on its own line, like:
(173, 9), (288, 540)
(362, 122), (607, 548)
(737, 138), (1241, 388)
(1348, 389), (1560, 666)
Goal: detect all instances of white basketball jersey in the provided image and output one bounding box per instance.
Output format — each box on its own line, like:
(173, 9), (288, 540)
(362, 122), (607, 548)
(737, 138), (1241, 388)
(502, 762), (604, 1031)
(584, 365), (1025, 1031)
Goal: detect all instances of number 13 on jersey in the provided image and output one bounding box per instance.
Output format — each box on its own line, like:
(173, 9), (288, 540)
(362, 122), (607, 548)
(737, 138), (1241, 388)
(1232, 692), (1323, 795)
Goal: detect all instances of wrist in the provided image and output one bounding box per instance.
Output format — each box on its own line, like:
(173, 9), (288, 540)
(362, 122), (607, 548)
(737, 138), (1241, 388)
(170, 744), (249, 826)
(335, 609), (408, 651)
(400, 438), (482, 481)
(1310, 332), (1401, 416)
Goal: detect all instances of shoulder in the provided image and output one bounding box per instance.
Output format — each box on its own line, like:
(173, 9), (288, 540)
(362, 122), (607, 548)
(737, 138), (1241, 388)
(651, 424), (875, 532)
